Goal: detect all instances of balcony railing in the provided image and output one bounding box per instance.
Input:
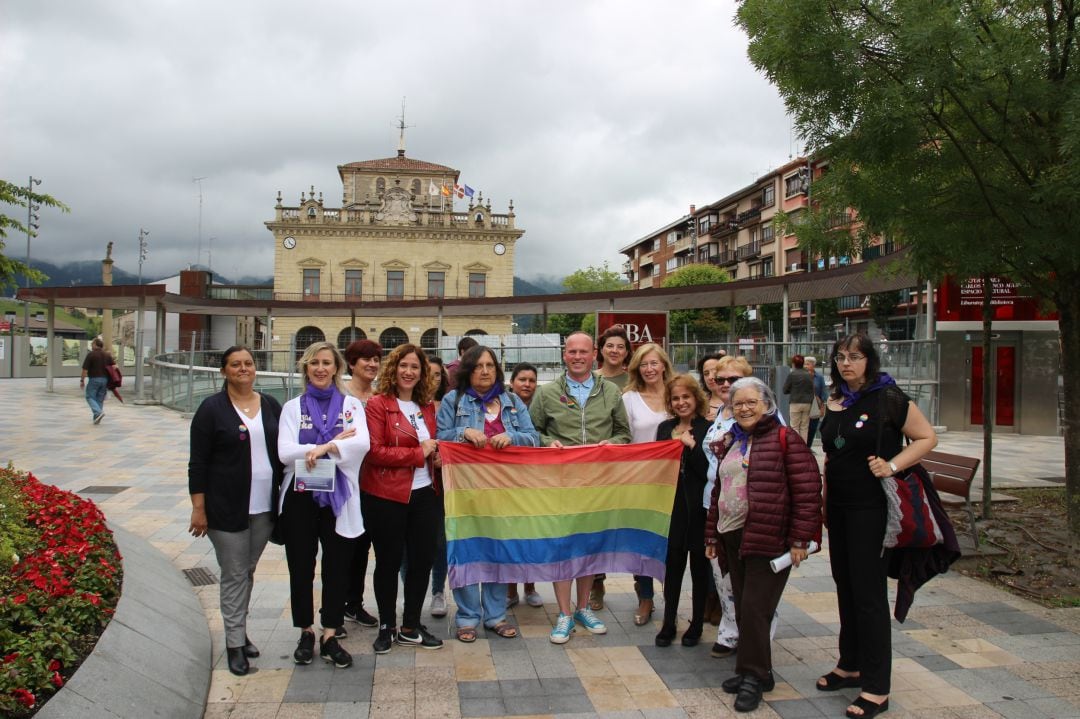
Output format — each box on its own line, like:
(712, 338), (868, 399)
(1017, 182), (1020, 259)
(861, 242), (898, 261)
(736, 242), (762, 260)
(709, 250), (738, 266)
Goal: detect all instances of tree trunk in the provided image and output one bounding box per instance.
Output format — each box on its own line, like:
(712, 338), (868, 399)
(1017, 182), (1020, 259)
(1057, 284), (1080, 566)
(981, 273), (994, 520)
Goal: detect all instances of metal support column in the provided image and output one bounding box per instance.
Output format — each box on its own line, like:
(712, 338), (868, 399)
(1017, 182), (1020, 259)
(135, 295), (146, 399)
(781, 285), (790, 344)
(46, 300), (55, 392)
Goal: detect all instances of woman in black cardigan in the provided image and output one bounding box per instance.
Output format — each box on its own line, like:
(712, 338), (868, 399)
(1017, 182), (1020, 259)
(654, 374), (713, 648)
(188, 346), (283, 676)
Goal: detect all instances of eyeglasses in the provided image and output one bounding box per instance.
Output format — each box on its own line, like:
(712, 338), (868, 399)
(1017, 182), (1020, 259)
(834, 353), (866, 364)
(715, 376), (742, 385)
(732, 399), (760, 410)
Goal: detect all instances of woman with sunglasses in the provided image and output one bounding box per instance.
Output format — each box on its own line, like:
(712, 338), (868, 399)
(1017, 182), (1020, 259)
(818, 334), (936, 719)
(701, 356), (781, 659)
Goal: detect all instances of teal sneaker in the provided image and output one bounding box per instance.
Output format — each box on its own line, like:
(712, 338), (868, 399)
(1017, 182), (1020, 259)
(573, 607), (608, 635)
(549, 613), (575, 644)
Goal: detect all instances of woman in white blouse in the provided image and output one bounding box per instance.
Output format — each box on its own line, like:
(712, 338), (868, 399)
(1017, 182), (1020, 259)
(621, 341), (674, 626)
(278, 341), (370, 670)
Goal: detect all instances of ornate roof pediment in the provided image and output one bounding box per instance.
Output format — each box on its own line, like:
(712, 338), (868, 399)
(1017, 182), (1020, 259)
(463, 262), (493, 272)
(340, 258), (370, 268)
(297, 257), (327, 268)
(381, 259), (410, 270)
(422, 260), (452, 271)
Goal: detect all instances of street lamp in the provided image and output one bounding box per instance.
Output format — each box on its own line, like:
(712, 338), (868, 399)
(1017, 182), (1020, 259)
(24, 176), (41, 338)
(4, 310), (15, 377)
(137, 228), (149, 285)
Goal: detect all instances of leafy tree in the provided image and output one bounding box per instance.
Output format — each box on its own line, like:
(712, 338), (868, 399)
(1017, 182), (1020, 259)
(661, 265), (732, 341)
(758, 302), (784, 339)
(869, 292), (898, 336)
(811, 297), (840, 336)
(737, 0), (1080, 542)
(546, 262), (628, 337)
(0, 180), (68, 289)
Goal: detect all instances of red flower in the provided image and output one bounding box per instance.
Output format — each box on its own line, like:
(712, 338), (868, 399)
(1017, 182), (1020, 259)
(3, 653), (18, 664)
(12, 593), (28, 605)
(12, 688), (36, 707)
(51, 672), (64, 688)
(48, 659), (61, 672)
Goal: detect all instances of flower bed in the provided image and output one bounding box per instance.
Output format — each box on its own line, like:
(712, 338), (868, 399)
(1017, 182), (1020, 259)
(0, 466), (122, 717)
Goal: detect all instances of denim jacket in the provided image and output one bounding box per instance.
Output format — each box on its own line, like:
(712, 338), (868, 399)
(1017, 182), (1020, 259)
(436, 389), (540, 447)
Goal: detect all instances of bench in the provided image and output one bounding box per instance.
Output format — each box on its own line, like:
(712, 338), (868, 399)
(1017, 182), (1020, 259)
(923, 450), (981, 549)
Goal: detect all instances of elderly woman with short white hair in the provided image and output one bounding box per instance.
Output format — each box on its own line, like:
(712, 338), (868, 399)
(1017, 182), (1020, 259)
(705, 377), (821, 713)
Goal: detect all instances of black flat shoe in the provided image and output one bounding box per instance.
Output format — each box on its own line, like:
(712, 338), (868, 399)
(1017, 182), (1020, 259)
(846, 696), (889, 718)
(226, 647), (249, 676)
(680, 621), (703, 647)
(654, 624), (676, 647)
(817, 670), (862, 692)
(723, 671), (774, 694)
(734, 674), (764, 713)
(242, 636), (259, 658)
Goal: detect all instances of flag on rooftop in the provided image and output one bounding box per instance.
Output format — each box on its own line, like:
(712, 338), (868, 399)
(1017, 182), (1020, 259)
(440, 441), (682, 589)
(463, 184), (475, 198)
(440, 184), (451, 197)
(428, 180), (439, 196)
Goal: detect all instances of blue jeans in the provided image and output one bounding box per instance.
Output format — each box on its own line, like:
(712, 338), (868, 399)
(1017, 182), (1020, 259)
(85, 377), (108, 418)
(453, 582), (508, 629)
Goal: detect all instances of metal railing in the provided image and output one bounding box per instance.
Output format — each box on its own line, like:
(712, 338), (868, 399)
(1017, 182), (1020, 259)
(151, 337), (939, 423)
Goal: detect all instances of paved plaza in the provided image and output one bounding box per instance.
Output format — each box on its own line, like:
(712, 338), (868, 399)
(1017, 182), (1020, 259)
(3, 378), (1080, 719)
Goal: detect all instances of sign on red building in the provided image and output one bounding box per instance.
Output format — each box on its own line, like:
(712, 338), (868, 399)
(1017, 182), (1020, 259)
(937, 276), (1057, 322)
(596, 311), (669, 351)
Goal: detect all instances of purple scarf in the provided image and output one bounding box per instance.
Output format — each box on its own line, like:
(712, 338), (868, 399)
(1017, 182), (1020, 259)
(300, 385), (350, 517)
(729, 422), (752, 455)
(466, 384), (502, 404)
(839, 372), (897, 408)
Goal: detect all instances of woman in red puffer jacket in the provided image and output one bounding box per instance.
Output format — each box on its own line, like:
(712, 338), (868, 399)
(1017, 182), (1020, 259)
(705, 376), (821, 714)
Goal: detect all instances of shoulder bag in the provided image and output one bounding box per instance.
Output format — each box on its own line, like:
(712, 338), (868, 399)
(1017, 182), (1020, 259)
(876, 390), (947, 549)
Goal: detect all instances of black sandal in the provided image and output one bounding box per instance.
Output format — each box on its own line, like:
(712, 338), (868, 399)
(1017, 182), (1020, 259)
(817, 670), (862, 691)
(846, 696), (888, 718)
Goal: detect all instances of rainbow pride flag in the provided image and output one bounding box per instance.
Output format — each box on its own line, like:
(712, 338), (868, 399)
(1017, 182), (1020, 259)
(440, 441), (683, 589)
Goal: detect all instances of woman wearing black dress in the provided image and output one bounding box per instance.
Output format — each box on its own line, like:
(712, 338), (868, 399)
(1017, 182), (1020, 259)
(652, 374), (713, 648)
(818, 334), (936, 719)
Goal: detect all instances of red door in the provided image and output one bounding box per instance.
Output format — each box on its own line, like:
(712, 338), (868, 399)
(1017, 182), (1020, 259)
(969, 345), (1016, 428)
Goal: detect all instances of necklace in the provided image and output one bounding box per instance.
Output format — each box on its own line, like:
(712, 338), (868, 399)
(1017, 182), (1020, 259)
(230, 392), (259, 416)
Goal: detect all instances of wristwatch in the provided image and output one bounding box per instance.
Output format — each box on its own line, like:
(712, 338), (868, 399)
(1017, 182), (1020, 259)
(888, 460), (899, 474)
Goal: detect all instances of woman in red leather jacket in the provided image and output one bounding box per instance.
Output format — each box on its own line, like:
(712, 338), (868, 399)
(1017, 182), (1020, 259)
(705, 376), (821, 714)
(361, 343), (444, 655)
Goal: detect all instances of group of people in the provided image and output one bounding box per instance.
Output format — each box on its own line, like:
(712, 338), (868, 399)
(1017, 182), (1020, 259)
(188, 329), (937, 719)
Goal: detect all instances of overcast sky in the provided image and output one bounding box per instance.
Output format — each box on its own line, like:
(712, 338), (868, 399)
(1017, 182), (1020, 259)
(1, 1), (796, 285)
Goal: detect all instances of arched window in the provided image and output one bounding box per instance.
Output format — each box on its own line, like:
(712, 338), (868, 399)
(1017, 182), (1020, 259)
(295, 326), (326, 361)
(376, 177), (386, 196)
(411, 179), (421, 196)
(337, 326), (367, 349)
(420, 328), (446, 351)
(465, 329), (488, 337)
(379, 327), (409, 350)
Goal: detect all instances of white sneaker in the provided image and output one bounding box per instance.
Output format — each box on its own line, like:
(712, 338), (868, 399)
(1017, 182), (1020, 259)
(430, 592), (447, 618)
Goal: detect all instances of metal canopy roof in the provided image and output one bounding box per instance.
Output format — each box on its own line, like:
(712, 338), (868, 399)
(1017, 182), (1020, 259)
(18, 251), (914, 318)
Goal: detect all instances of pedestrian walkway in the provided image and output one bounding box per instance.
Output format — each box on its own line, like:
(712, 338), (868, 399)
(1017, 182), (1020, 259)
(3, 378), (1079, 719)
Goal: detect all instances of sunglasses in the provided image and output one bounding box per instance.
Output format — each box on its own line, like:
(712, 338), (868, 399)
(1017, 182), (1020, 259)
(715, 376), (742, 385)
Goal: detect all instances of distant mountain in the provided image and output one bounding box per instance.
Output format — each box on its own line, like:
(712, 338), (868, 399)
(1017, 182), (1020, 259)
(514, 276), (557, 296)
(515, 275), (562, 295)
(26, 260), (270, 288)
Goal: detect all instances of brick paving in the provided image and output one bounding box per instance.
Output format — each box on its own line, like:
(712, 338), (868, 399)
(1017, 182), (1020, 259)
(3, 378), (1079, 719)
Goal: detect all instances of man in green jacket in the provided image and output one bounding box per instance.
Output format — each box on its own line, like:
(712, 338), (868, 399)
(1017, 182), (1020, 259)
(529, 330), (631, 644)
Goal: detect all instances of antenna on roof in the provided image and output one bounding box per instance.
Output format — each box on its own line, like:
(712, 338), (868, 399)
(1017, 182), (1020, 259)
(396, 97), (414, 158)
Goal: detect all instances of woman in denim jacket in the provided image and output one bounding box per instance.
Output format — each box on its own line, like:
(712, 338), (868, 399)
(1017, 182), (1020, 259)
(436, 345), (539, 642)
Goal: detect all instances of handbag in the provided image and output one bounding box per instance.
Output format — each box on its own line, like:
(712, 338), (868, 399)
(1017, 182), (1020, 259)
(106, 363), (123, 390)
(875, 391), (945, 549)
